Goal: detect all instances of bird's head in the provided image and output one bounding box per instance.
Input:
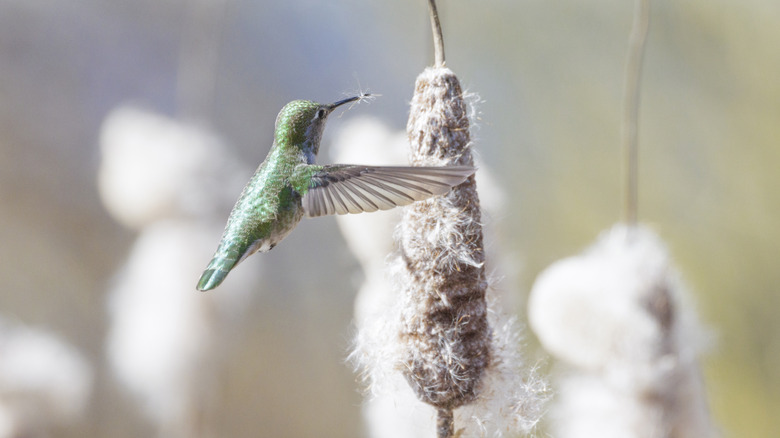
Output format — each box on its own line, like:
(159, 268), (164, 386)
(274, 95), (367, 157)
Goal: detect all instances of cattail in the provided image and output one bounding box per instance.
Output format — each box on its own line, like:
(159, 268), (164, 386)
(529, 1), (714, 434)
(396, 3), (490, 418)
(350, 2), (546, 435)
(528, 225), (716, 438)
(395, 67), (548, 435)
(396, 66), (491, 419)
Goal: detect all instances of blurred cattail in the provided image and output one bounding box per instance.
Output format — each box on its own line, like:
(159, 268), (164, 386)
(100, 106), (258, 438)
(528, 225), (716, 438)
(0, 318), (92, 437)
(98, 106), (247, 229)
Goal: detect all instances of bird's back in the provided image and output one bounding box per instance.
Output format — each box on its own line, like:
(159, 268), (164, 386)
(197, 145), (305, 290)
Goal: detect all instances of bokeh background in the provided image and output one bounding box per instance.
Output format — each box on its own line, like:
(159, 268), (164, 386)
(1, 0), (778, 436)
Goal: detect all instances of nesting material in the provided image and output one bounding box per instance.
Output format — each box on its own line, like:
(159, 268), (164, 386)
(528, 224), (716, 438)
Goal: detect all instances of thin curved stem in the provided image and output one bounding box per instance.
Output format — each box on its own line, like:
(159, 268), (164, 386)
(427, 0), (446, 67)
(622, 0), (650, 226)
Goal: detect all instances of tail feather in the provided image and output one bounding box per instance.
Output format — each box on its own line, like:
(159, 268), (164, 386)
(197, 255), (238, 291)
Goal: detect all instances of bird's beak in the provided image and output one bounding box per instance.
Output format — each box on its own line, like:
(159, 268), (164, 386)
(329, 94), (369, 110)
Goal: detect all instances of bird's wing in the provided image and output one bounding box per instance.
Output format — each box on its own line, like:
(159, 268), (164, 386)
(293, 165), (475, 217)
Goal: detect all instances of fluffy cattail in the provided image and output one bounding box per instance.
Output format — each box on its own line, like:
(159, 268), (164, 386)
(98, 106), (248, 229)
(528, 224), (716, 438)
(397, 66), (490, 415)
(348, 2), (547, 433)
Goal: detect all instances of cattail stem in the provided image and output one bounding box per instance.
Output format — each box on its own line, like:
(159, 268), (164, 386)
(622, 0), (650, 227)
(436, 408), (455, 438)
(427, 0), (446, 67)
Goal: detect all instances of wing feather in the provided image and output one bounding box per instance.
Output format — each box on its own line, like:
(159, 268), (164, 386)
(341, 180), (380, 211)
(346, 178), (396, 209)
(303, 165), (475, 217)
(320, 185), (335, 215)
(332, 182), (361, 214)
(314, 188), (329, 216)
(371, 174), (435, 194)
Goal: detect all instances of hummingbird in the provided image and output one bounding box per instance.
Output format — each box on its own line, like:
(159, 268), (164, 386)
(196, 95), (475, 291)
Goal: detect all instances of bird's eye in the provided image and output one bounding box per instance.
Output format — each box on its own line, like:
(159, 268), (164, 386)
(316, 108), (326, 119)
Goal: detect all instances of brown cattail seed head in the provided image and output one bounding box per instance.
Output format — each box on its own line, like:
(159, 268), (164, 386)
(396, 66), (491, 410)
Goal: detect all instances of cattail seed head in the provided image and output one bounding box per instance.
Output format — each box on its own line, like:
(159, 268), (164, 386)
(529, 225), (716, 438)
(396, 66), (491, 410)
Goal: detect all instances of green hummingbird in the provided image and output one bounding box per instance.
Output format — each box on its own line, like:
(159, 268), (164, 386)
(196, 95), (475, 291)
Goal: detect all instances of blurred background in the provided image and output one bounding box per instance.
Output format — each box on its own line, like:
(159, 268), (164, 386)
(0, 0), (778, 436)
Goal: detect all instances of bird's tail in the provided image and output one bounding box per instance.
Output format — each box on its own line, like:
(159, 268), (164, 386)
(197, 252), (239, 291)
